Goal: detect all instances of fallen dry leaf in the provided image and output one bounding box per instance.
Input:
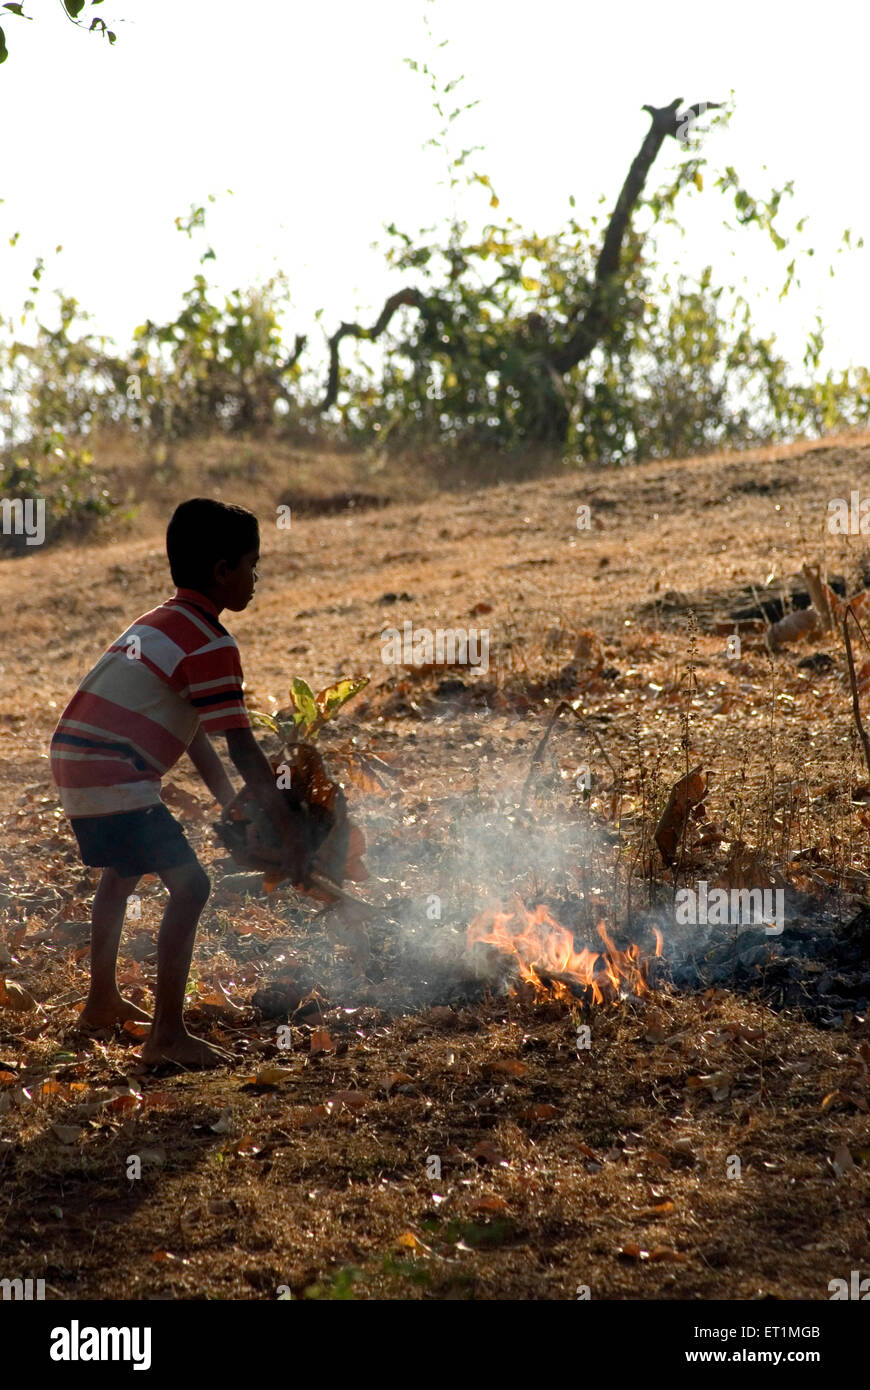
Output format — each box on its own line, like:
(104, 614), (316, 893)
(636, 1201), (675, 1218)
(485, 1059), (529, 1078)
(519, 1103), (559, 1121)
(384, 1072), (414, 1094)
(766, 605), (821, 650)
(687, 1071), (733, 1100)
(644, 1150), (672, 1169)
(298, 1104), (331, 1128)
(105, 1092), (142, 1114)
(654, 766), (708, 865)
(310, 1029), (335, 1054)
(0, 978), (37, 1012)
(37, 1079), (70, 1101)
(254, 1064), (295, 1085)
(396, 1231), (431, 1254)
(831, 1144), (855, 1178)
(198, 982), (246, 1017)
(142, 1090), (176, 1111)
(822, 1089), (868, 1113)
(328, 1090), (368, 1110)
(468, 1195), (508, 1214)
(472, 1140), (509, 1167)
(231, 1134), (262, 1157)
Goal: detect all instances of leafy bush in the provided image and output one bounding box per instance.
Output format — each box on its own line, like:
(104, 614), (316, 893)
(0, 431), (116, 554)
(1, 48), (866, 478)
(2, 293), (128, 440)
(128, 270), (309, 438)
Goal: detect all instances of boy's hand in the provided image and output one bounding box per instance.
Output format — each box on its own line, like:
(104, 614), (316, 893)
(224, 728), (311, 887)
(220, 785), (251, 822)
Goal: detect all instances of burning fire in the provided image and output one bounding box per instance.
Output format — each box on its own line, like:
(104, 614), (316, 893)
(466, 895), (663, 1005)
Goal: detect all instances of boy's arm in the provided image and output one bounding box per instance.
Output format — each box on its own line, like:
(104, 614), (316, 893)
(223, 727), (308, 884)
(186, 725), (236, 809)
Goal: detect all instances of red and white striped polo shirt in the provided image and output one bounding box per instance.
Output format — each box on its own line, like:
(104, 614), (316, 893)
(50, 588), (251, 817)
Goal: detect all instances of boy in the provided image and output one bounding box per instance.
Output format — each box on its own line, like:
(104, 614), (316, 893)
(50, 498), (305, 1068)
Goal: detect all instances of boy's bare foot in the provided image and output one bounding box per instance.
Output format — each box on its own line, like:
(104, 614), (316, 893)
(141, 1031), (233, 1069)
(78, 996), (152, 1030)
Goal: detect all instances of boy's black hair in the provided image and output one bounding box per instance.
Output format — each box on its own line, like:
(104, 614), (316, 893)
(166, 498), (259, 589)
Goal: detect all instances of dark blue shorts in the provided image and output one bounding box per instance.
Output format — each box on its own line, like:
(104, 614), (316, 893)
(69, 803), (198, 878)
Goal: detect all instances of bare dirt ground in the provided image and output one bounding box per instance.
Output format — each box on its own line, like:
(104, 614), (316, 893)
(1, 427), (870, 1301)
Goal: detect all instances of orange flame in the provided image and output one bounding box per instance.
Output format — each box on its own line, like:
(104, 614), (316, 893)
(466, 895), (660, 1005)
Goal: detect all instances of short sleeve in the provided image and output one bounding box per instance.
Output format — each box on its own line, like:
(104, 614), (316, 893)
(178, 635), (252, 734)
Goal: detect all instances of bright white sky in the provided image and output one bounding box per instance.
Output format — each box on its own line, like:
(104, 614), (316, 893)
(1, 0), (867, 387)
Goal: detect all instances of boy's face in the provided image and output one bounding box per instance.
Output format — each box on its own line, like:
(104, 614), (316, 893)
(213, 547), (259, 612)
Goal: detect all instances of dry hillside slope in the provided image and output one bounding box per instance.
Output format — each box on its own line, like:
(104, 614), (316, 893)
(0, 429), (869, 1301)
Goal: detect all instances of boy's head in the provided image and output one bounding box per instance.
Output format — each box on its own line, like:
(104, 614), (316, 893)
(166, 498), (260, 612)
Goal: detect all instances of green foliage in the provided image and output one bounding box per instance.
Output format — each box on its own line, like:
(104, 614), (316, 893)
(114, 199), (311, 437)
(328, 32), (868, 462)
(0, 1), (117, 65)
(0, 250), (123, 550)
(250, 676), (370, 743)
(338, 205), (606, 448)
(0, 200), (313, 453)
(128, 270), (302, 437)
(4, 292), (129, 438)
(0, 13), (866, 475)
(0, 430), (115, 553)
(301, 1265), (363, 1300)
(301, 1252), (436, 1299)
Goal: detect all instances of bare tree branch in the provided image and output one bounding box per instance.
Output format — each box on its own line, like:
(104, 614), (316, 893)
(550, 98), (722, 374)
(320, 288), (426, 411)
(269, 332), (307, 409)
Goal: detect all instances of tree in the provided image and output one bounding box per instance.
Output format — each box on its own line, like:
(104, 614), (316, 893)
(320, 98), (731, 447)
(319, 80), (865, 461)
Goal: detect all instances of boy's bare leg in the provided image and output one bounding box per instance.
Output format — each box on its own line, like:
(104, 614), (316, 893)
(79, 868), (152, 1029)
(141, 861), (232, 1068)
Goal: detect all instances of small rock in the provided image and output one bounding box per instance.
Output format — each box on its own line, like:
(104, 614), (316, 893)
(797, 652), (834, 672)
(738, 944), (769, 968)
(436, 678), (467, 697)
(125, 932), (157, 962)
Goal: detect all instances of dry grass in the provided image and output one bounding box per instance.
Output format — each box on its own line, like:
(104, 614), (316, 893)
(1, 424), (870, 1300)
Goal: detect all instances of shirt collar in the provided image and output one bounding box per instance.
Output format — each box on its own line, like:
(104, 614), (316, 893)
(172, 587), (221, 619)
